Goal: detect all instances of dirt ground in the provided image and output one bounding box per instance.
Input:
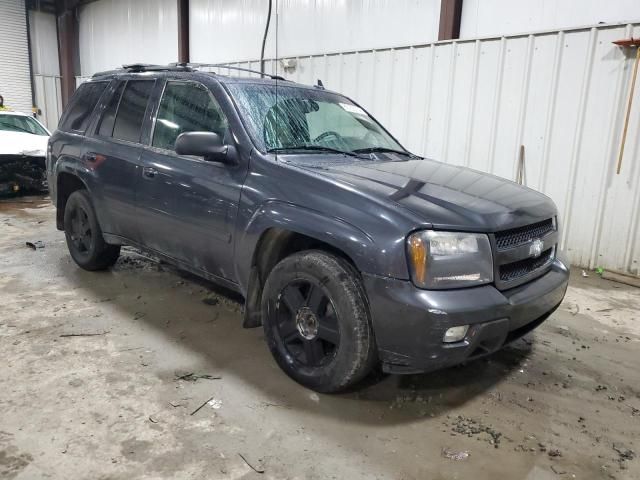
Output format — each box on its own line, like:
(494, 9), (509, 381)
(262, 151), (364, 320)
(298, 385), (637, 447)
(1, 195), (638, 480)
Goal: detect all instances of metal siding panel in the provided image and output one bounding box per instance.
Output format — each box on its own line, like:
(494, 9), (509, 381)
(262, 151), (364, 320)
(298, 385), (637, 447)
(190, 0), (440, 64)
(559, 29), (598, 257)
(538, 32), (565, 195)
(340, 52), (359, 101)
(491, 37), (529, 181)
(29, 11), (62, 130)
(404, 46), (430, 154)
(596, 35), (640, 274)
(78, 0), (178, 76)
(29, 11), (59, 76)
(0, 0), (32, 113)
(466, 39), (501, 173)
(445, 41), (476, 166)
(461, 0), (640, 39)
(566, 27), (628, 269)
(387, 48), (413, 145)
(325, 54), (342, 92)
(520, 34), (559, 191)
(540, 30), (591, 247)
(356, 52), (376, 115)
(32, 74), (61, 130)
(426, 43), (454, 161)
(371, 51), (394, 122)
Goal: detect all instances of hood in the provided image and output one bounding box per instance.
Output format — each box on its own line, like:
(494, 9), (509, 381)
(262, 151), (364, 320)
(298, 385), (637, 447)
(289, 156), (557, 232)
(0, 131), (49, 156)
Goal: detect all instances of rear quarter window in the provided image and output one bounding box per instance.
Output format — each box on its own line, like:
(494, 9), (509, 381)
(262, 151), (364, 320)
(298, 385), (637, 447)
(59, 81), (109, 133)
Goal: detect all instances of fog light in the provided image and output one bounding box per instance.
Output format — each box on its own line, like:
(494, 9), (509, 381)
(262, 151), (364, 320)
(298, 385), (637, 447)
(443, 325), (469, 343)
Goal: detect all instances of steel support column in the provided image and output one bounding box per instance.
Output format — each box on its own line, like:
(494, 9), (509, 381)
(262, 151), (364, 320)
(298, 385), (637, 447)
(438, 0), (463, 41)
(56, 6), (78, 106)
(177, 0), (189, 63)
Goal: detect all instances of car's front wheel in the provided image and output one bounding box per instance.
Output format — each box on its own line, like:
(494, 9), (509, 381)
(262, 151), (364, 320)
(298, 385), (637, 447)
(261, 250), (376, 392)
(64, 190), (120, 271)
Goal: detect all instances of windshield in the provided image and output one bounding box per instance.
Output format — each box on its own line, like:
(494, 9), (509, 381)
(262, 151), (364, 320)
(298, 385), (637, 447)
(226, 83), (404, 155)
(0, 115), (48, 136)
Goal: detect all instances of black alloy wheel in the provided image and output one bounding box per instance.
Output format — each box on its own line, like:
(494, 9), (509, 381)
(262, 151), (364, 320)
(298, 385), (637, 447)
(261, 250), (376, 393)
(275, 279), (340, 367)
(68, 203), (92, 254)
(63, 190), (120, 270)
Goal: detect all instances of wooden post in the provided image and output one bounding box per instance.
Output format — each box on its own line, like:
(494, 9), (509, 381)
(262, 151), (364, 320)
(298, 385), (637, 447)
(616, 47), (640, 174)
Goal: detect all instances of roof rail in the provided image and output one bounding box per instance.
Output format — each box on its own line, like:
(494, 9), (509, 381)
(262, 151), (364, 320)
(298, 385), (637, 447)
(92, 63), (195, 78)
(92, 63), (287, 80)
(171, 62), (288, 81)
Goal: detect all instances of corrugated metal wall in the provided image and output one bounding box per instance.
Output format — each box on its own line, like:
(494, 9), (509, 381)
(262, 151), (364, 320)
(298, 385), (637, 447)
(0, 0), (33, 114)
(29, 10), (62, 130)
(78, 0), (178, 76)
(460, 0), (640, 39)
(212, 22), (640, 276)
(190, 0), (441, 64)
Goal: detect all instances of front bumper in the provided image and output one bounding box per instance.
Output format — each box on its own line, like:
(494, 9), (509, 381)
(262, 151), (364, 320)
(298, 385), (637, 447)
(363, 258), (570, 374)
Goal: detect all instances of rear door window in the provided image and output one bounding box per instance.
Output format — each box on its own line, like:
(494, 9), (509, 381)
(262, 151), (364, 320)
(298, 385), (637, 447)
(96, 82), (125, 137)
(59, 81), (108, 132)
(152, 81), (228, 152)
(112, 80), (154, 143)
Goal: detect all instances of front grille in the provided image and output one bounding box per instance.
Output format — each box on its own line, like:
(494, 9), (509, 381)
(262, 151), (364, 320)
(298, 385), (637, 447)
(499, 248), (554, 282)
(495, 218), (554, 250)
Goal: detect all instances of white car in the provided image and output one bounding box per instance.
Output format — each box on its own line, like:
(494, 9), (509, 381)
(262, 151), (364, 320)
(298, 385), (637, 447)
(0, 110), (50, 195)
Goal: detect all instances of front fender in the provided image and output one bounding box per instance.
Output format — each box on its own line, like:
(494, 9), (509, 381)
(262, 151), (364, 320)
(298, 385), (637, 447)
(235, 200), (380, 293)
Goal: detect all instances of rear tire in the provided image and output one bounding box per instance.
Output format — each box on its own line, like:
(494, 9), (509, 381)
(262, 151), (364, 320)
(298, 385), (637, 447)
(63, 190), (120, 271)
(261, 250), (376, 393)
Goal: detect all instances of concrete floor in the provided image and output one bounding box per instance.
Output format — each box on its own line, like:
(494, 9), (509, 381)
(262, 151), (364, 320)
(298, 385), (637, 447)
(1, 195), (639, 480)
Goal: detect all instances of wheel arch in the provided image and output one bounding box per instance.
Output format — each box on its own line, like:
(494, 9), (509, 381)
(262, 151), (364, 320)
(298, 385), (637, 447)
(238, 201), (376, 328)
(55, 172), (89, 231)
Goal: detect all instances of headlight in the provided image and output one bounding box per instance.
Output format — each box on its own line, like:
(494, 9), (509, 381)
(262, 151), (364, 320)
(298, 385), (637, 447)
(406, 230), (493, 289)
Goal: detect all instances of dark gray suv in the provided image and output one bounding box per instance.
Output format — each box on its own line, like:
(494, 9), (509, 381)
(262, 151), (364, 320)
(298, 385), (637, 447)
(47, 64), (569, 392)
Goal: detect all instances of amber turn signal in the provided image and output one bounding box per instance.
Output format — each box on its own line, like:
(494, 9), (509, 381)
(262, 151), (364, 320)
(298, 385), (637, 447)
(407, 233), (428, 285)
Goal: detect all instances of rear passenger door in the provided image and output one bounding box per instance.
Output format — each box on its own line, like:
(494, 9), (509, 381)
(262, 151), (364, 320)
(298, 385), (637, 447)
(136, 80), (243, 280)
(84, 79), (155, 242)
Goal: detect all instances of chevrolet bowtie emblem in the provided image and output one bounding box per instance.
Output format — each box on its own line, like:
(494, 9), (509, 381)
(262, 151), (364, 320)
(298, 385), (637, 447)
(529, 238), (544, 258)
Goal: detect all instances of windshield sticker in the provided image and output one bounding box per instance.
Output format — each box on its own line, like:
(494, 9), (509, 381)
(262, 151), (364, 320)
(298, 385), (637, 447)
(339, 103), (366, 115)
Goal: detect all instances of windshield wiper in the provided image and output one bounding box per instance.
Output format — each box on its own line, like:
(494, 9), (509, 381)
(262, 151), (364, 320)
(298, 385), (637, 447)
(352, 147), (417, 158)
(268, 145), (364, 158)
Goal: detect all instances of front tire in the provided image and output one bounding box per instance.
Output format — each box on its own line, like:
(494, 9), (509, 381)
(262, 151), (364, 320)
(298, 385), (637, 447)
(63, 190), (120, 271)
(261, 250), (376, 393)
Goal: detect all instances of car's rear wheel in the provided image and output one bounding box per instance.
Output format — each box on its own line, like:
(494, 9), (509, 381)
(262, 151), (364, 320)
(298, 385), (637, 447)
(64, 190), (120, 271)
(261, 250), (376, 392)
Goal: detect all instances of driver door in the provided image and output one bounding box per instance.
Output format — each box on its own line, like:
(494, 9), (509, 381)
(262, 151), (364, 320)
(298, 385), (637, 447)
(136, 80), (244, 281)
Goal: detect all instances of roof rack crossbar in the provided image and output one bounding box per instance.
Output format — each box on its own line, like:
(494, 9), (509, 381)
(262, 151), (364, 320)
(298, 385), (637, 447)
(92, 63), (194, 78)
(171, 62), (287, 81)
(122, 63), (194, 73)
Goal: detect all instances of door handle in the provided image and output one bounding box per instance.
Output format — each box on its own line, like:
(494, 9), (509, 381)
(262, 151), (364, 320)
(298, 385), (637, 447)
(83, 152), (105, 170)
(84, 152), (104, 163)
(142, 166), (158, 178)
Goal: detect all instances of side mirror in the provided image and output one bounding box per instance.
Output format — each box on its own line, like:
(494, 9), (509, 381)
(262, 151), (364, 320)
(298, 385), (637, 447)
(174, 131), (233, 164)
